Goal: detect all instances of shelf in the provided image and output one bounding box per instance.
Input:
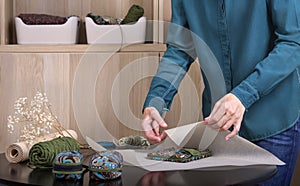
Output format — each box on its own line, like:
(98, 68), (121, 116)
(0, 0), (158, 45)
(0, 43), (166, 53)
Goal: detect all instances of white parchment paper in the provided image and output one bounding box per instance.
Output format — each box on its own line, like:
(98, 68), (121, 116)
(87, 123), (284, 172)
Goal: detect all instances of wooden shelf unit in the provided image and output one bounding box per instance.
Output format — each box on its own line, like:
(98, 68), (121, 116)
(0, 44), (166, 53)
(0, 0), (159, 45)
(0, 0), (204, 154)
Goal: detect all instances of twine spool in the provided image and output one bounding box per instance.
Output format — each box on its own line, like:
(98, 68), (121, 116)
(5, 130), (77, 163)
(5, 142), (29, 163)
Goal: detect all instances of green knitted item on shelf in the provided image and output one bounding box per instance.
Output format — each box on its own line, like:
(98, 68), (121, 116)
(121, 4), (144, 24)
(28, 136), (80, 169)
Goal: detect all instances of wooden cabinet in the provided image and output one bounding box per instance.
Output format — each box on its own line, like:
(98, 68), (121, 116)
(0, 0), (203, 153)
(0, 0), (174, 45)
(0, 45), (203, 152)
(0, 0), (156, 44)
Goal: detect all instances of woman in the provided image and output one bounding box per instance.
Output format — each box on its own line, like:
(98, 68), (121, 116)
(142, 1), (300, 185)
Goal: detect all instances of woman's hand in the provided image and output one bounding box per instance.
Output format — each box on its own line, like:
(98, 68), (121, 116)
(204, 93), (245, 140)
(141, 107), (168, 144)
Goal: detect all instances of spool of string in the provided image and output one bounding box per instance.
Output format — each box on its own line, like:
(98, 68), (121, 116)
(121, 4), (144, 24)
(5, 130), (78, 163)
(28, 137), (80, 169)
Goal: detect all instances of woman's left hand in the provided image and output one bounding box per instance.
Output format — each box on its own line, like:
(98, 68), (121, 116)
(204, 93), (246, 140)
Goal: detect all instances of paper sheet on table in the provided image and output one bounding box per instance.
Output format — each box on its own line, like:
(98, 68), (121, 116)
(115, 123), (285, 171)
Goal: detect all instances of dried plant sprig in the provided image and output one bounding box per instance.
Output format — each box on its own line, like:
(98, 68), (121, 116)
(7, 91), (85, 147)
(7, 92), (61, 145)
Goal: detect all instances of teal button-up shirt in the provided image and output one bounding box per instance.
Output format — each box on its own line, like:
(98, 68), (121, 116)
(144, 0), (300, 141)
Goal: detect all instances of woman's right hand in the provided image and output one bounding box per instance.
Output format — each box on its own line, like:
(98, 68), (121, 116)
(141, 107), (168, 144)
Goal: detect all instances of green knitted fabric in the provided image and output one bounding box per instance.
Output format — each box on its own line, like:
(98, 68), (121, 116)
(121, 4), (144, 24)
(28, 137), (80, 169)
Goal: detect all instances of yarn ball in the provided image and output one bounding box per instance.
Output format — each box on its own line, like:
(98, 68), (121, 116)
(53, 150), (84, 180)
(89, 151), (123, 180)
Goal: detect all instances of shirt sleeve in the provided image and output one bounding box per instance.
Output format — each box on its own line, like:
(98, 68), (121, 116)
(143, 0), (196, 116)
(231, 0), (300, 109)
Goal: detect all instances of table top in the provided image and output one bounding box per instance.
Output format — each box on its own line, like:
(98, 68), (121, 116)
(0, 151), (277, 186)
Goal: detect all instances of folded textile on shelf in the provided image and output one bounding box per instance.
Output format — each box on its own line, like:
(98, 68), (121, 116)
(121, 4), (144, 24)
(17, 13), (68, 25)
(86, 13), (120, 25)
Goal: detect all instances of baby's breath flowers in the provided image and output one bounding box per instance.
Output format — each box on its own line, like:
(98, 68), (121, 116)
(7, 92), (60, 145)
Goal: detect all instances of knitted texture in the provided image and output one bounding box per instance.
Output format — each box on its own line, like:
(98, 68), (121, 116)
(121, 5), (144, 24)
(18, 14), (67, 25)
(28, 137), (80, 168)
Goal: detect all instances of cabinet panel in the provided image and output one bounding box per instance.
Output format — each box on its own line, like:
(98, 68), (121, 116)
(13, 0), (153, 19)
(0, 53), (73, 152)
(13, 0), (82, 17)
(9, 0), (154, 44)
(158, 52), (204, 128)
(158, 0), (171, 43)
(0, 51), (203, 152)
(1, 0), (158, 44)
(0, 52), (161, 152)
(0, 0), (13, 44)
(94, 52), (159, 140)
(85, 0), (153, 20)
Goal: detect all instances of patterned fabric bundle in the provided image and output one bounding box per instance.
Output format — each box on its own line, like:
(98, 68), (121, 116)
(53, 151), (84, 180)
(86, 13), (119, 25)
(147, 147), (212, 163)
(121, 4), (144, 24)
(18, 13), (67, 25)
(89, 151), (123, 180)
(116, 135), (150, 147)
(28, 137), (80, 168)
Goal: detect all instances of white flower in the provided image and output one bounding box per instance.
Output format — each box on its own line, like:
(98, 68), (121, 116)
(7, 92), (61, 143)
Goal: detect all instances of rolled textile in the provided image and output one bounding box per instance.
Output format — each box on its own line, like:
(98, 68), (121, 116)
(28, 136), (80, 168)
(121, 4), (144, 24)
(116, 135), (150, 147)
(5, 130), (78, 163)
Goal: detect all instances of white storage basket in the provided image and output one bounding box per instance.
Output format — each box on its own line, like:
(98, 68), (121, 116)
(15, 16), (79, 44)
(85, 16), (146, 44)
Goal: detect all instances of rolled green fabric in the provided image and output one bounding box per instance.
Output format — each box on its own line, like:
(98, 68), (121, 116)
(121, 4), (144, 24)
(28, 137), (80, 169)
